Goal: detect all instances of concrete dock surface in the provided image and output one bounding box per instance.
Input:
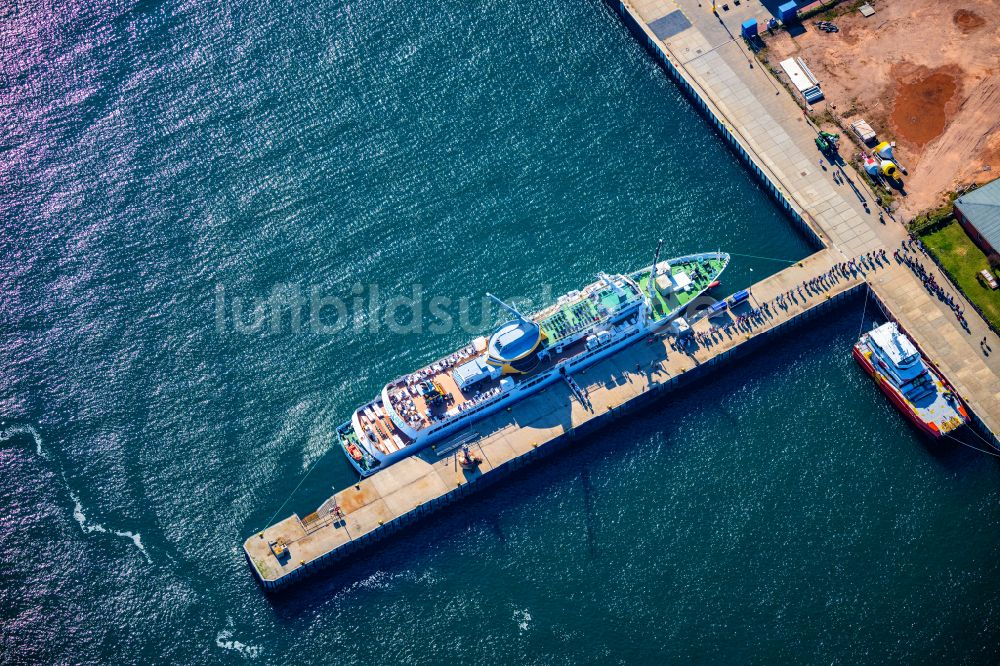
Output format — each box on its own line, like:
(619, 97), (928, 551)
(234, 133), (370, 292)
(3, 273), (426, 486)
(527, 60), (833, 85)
(621, 0), (1000, 432)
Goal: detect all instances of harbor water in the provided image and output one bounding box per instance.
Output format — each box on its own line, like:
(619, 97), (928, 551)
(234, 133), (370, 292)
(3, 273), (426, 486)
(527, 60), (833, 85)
(2, 0), (1000, 662)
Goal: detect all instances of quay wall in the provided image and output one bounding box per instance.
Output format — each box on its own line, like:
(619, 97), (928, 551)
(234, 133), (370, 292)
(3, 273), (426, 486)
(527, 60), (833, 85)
(247, 1), (999, 592)
(609, 1), (825, 252)
(603, 2), (1000, 452)
(250, 284), (864, 591)
(867, 289), (1000, 451)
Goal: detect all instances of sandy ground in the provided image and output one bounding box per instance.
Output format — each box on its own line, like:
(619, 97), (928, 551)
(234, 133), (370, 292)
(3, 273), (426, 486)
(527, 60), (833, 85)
(767, 0), (1000, 217)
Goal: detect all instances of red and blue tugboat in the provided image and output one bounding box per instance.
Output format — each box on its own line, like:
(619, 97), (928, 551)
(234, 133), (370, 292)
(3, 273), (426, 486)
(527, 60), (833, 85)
(854, 322), (967, 438)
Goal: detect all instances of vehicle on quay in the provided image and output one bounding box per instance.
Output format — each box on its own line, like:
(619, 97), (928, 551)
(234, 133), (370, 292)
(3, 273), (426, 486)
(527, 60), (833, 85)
(853, 322), (967, 438)
(337, 245), (729, 476)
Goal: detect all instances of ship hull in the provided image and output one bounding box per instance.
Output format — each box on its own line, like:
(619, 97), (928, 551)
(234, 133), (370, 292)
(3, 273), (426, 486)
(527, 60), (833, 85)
(339, 323), (649, 476)
(339, 252), (729, 477)
(852, 344), (965, 439)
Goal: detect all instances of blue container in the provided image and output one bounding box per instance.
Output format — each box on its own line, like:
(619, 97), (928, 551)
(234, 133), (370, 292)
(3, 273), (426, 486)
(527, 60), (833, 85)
(741, 19), (758, 39)
(707, 301), (729, 315)
(778, 1), (798, 23)
(729, 289), (750, 305)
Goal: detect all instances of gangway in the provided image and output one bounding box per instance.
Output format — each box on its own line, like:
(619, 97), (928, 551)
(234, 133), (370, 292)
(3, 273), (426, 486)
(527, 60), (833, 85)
(563, 373), (591, 410)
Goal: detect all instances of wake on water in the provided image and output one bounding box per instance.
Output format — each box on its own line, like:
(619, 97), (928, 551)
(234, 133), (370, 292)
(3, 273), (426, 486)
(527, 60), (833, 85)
(0, 422), (152, 563)
(0, 423), (45, 457)
(4, 429), (263, 659)
(216, 617), (263, 659)
(67, 481), (152, 563)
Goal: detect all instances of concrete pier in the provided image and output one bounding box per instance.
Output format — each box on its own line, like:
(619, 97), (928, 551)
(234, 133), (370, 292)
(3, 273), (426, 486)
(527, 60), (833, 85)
(244, 1), (1000, 590)
(245, 249), (869, 589)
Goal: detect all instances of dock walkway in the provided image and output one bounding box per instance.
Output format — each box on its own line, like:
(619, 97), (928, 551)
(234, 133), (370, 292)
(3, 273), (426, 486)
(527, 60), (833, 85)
(244, 1), (1000, 590)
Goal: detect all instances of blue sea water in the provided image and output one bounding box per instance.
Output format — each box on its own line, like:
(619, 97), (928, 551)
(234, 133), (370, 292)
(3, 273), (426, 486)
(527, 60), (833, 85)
(2, 0), (1000, 663)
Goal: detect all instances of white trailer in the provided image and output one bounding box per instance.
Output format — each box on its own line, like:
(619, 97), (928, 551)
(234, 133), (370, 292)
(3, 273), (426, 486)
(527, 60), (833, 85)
(779, 57), (824, 103)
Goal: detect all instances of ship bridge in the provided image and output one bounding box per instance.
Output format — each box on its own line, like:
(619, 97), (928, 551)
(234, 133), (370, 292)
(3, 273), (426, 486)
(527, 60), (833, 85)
(869, 323), (923, 382)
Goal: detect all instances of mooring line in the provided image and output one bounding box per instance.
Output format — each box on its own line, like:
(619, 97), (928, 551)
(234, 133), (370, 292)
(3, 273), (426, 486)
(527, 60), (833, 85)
(727, 252), (799, 264)
(857, 283), (870, 339)
(942, 431), (1000, 459)
(263, 446), (333, 530)
(961, 423), (1000, 454)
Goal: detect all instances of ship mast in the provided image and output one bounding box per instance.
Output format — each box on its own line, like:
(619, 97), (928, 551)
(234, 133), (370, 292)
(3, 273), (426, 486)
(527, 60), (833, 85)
(486, 293), (527, 321)
(647, 238), (664, 301)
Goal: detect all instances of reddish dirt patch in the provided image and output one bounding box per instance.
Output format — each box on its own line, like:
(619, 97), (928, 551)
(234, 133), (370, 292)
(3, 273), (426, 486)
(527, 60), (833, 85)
(838, 24), (860, 46)
(766, 0), (1000, 216)
(983, 133), (1000, 171)
(953, 9), (986, 33)
(890, 64), (961, 149)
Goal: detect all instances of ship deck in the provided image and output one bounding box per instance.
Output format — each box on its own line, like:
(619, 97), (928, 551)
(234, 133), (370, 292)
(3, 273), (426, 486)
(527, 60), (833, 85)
(391, 335), (596, 437)
(537, 297), (602, 343)
(856, 345), (965, 433)
(910, 379), (965, 432)
(535, 275), (641, 344)
(355, 407), (409, 456)
(635, 256), (728, 321)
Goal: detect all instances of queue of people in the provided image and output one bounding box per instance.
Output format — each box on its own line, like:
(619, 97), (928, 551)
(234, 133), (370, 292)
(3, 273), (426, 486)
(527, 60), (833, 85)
(680, 249), (889, 351)
(894, 240), (969, 330)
